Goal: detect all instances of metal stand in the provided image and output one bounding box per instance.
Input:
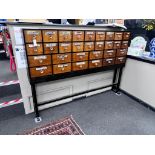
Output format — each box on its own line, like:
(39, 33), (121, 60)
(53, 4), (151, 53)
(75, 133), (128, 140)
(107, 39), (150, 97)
(30, 66), (124, 122)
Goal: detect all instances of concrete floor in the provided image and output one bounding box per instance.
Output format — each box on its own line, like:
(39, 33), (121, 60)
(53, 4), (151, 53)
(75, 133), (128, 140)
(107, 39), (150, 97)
(0, 91), (155, 135)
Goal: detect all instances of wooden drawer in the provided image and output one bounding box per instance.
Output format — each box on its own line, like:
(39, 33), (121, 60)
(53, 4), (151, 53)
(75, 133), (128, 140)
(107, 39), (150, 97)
(72, 42), (84, 52)
(72, 52), (88, 62)
(105, 41), (114, 49)
(105, 32), (114, 40)
(24, 30), (42, 43)
(96, 32), (105, 41)
(121, 41), (128, 48)
(53, 63), (71, 74)
(114, 32), (123, 40)
(89, 60), (102, 69)
(117, 49), (128, 56)
(95, 41), (104, 50)
(52, 53), (71, 64)
(72, 61), (88, 71)
(89, 51), (103, 60)
(113, 41), (121, 49)
(28, 55), (51, 67)
(42, 30), (58, 42)
(84, 42), (94, 51)
(59, 31), (72, 42)
(30, 66), (52, 78)
(104, 49), (116, 58)
(85, 31), (95, 41)
(44, 43), (58, 54)
(103, 58), (115, 66)
(26, 43), (43, 55)
(123, 32), (130, 40)
(73, 31), (84, 41)
(59, 43), (71, 53)
(115, 57), (126, 64)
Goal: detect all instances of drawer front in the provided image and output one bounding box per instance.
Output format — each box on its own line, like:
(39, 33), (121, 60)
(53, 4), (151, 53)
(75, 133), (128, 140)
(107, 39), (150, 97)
(52, 53), (71, 64)
(85, 31), (95, 41)
(115, 57), (126, 64)
(53, 63), (71, 74)
(59, 43), (71, 53)
(96, 32), (105, 41)
(84, 42), (94, 51)
(123, 32), (130, 40)
(73, 31), (84, 41)
(44, 43), (58, 54)
(72, 61), (88, 71)
(59, 31), (72, 42)
(89, 51), (103, 60)
(121, 41), (128, 48)
(72, 52), (88, 62)
(42, 30), (58, 42)
(24, 30), (42, 43)
(104, 49), (116, 58)
(26, 44), (43, 55)
(113, 41), (121, 49)
(28, 55), (51, 67)
(30, 66), (52, 78)
(117, 49), (128, 56)
(114, 32), (123, 40)
(103, 58), (115, 66)
(95, 41), (104, 50)
(105, 32), (114, 40)
(89, 60), (102, 68)
(73, 42), (84, 52)
(105, 41), (114, 49)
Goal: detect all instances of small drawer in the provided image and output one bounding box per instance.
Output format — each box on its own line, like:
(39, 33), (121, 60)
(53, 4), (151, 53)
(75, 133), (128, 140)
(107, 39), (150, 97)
(114, 32), (123, 40)
(84, 42), (94, 51)
(103, 58), (115, 66)
(28, 55), (51, 67)
(42, 30), (58, 42)
(121, 41), (128, 48)
(105, 32), (114, 40)
(117, 49), (128, 56)
(89, 51), (103, 60)
(113, 41), (121, 49)
(89, 60), (102, 69)
(59, 43), (71, 53)
(123, 32), (130, 40)
(44, 43), (58, 54)
(95, 41), (104, 50)
(26, 43), (43, 55)
(59, 31), (72, 42)
(96, 32), (105, 41)
(73, 31), (84, 41)
(85, 31), (95, 41)
(105, 41), (114, 49)
(115, 57), (126, 64)
(24, 30), (42, 43)
(72, 52), (88, 62)
(72, 61), (88, 71)
(30, 66), (52, 78)
(104, 50), (116, 58)
(53, 63), (71, 74)
(73, 42), (84, 52)
(52, 53), (71, 64)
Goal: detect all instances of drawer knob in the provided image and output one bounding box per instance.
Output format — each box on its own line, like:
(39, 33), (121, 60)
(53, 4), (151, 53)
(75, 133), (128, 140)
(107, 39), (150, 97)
(49, 34), (53, 39)
(108, 61), (111, 63)
(34, 47), (38, 52)
(64, 47), (68, 51)
(39, 59), (43, 63)
(40, 70), (44, 74)
(126, 35), (129, 37)
(98, 44), (102, 48)
(88, 45), (92, 49)
(108, 44), (111, 46)
(77, 35), (81, 39)
(79, 56), (84, 59)
(117, 44), (119, 46)
(50, 47), (54, 51)
(109, 53), (112, 55)
(33, 35), (36, 39)
(95, 63), (98, 66)
(64, 35), (68, 39)
(95, 54), (99, 57)
(77, 46), (81, 50)
(79, 65), (83, 68)
(61, 68), (65, 71)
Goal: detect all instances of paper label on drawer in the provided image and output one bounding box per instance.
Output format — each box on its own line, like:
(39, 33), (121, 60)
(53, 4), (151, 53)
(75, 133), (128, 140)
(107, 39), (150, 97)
(45, 31), (56, 35)
(94, 51), (101, 54)
(116, 33), (122, 35)
(74, 32), (83, 35)
(92, 60), (100, 63)
(86, 32), (94, 34)
(115, 41), (121, 44)
(97, 32), (105, 34)
(86, 42), (93, 45)
(106, 58), (113, 61)
(60, 43), (70, 47)
(29, 44), (40, 48)
(106, 41), (113, 44)
(46, 43), (57, 47)
(58, 64), (68, 68)
(107, 32), (114, 35)
(61, 31), (70, 35)
(123, 41), (128, 43)
(118, 57), (124, 60)
(77, 53), (85, 56)
(107, 50), (114, 53)
(27, 31), (39, 35)
(74, 43), (82, 46)
(96, 42), (104, 45)
(15, 46), (27, 68)
(120, 49), (126, 52)
(36, 66), (47, 71)
(34, 56), (47, 60)
(76, 62), (85, 65)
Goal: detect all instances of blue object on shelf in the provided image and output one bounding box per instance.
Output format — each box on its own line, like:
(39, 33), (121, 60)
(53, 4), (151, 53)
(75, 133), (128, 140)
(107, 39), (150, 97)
(149, 38), (155, 58)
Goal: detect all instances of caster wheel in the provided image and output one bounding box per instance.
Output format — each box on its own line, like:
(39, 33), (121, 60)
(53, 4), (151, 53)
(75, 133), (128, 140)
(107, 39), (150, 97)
(34, 117), (42, 123)
(115, 92), (121, 96)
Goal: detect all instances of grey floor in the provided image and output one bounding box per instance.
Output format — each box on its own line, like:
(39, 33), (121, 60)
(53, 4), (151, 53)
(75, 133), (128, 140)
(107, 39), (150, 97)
(0, 90), (155, 135)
